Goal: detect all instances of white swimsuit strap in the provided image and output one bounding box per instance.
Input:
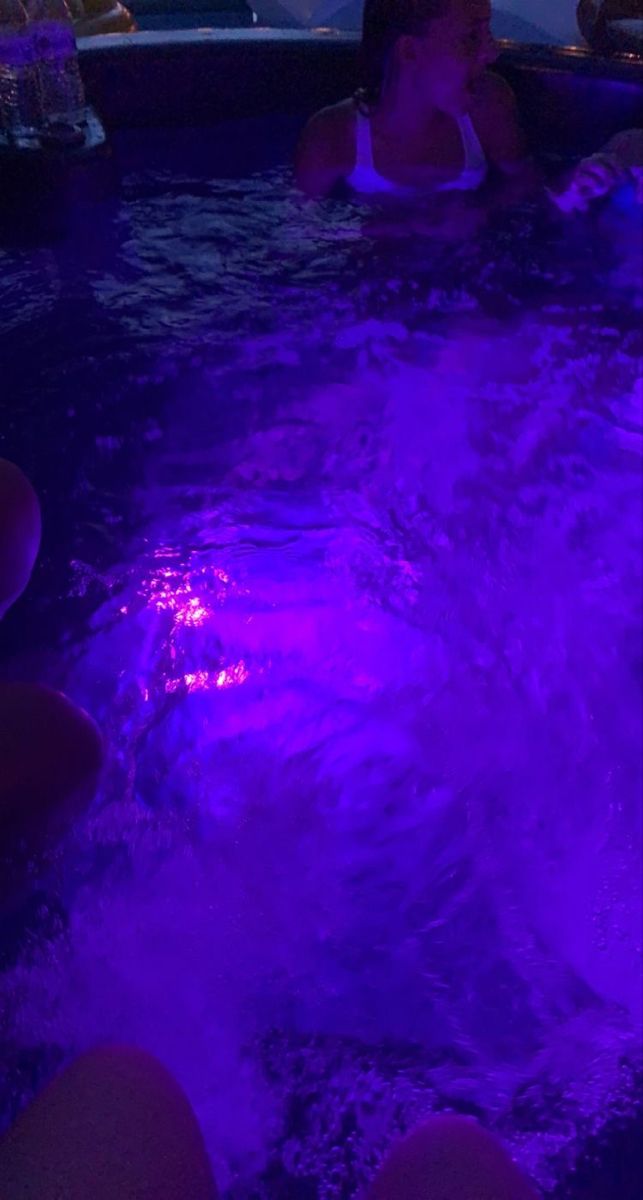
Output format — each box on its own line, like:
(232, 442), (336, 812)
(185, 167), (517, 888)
(457, 113), (485, 172)
(354, 109), (374, 170)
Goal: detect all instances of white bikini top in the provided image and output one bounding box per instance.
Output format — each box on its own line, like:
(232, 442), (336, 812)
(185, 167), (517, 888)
(347, 108), (488, 197)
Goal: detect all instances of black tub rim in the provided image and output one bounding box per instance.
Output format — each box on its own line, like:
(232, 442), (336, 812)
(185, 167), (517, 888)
(74, 27), (643, 157)
(77, 26), (643, 82)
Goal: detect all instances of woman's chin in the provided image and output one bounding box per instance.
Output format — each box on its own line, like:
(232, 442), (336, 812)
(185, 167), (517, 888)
(446, 98), (469, 118)
(439, 88), (471, 117)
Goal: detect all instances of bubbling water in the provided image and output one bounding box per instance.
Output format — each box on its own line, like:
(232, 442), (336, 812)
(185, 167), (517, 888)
(0, 169), (641, 1196)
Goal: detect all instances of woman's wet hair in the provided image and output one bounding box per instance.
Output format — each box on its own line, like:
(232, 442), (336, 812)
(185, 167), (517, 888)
(357, 0), (452, 111)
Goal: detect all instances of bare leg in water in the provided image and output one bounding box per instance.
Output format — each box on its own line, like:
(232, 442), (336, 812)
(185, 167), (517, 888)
(0, 1046), (218, 1200)
(0, 460), (103, 903)
(368, 1113), (539, 1200)
(0, 466), (214, 1200)
(0, 458), (41, 621)
(0, 680), (103, 905)
(0, 1066), (539, 1200)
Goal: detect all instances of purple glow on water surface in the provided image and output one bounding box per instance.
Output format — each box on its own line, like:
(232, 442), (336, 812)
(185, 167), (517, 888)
(1, 176), (642, 1197)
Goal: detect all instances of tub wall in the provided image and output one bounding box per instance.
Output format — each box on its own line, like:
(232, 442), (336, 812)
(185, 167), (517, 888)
(78, 30), (643, 157)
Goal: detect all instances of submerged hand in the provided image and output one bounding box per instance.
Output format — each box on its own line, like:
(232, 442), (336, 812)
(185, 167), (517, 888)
(363, 195), (486, 241)
(414, 195), (487, 241)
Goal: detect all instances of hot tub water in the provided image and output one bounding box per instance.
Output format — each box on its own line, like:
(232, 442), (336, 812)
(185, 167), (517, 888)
(0, 153), (641, 1196)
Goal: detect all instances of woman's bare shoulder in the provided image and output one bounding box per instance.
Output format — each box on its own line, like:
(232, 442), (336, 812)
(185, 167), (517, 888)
(469, 70), (528, 169)
(470, 69), (519, 120)
(295, 99), (356, 196)
(301, 99), (356, 149)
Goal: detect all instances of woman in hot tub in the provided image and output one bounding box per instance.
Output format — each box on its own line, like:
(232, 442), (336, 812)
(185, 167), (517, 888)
(295, 0), (536, 225)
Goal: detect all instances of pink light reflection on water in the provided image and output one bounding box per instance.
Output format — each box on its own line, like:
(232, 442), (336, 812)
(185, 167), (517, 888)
(121, 556), (244, 700)
(175, 596), (210, 627)
(164, 660), (250, 695)
(138, 561), (233, 629)
(147, 568), (212, 627)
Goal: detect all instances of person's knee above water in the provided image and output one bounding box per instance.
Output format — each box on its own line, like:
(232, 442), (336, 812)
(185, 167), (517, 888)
(295, 0), (534, 202)
(367, 1113), (538, 1200)
(0, 1045), (218, 1200)
(0, 681), (104, 907)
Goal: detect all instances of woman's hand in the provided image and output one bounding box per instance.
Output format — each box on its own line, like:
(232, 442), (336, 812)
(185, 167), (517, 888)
(605, 129), (643, 204)
(549, 152), (629, 213)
